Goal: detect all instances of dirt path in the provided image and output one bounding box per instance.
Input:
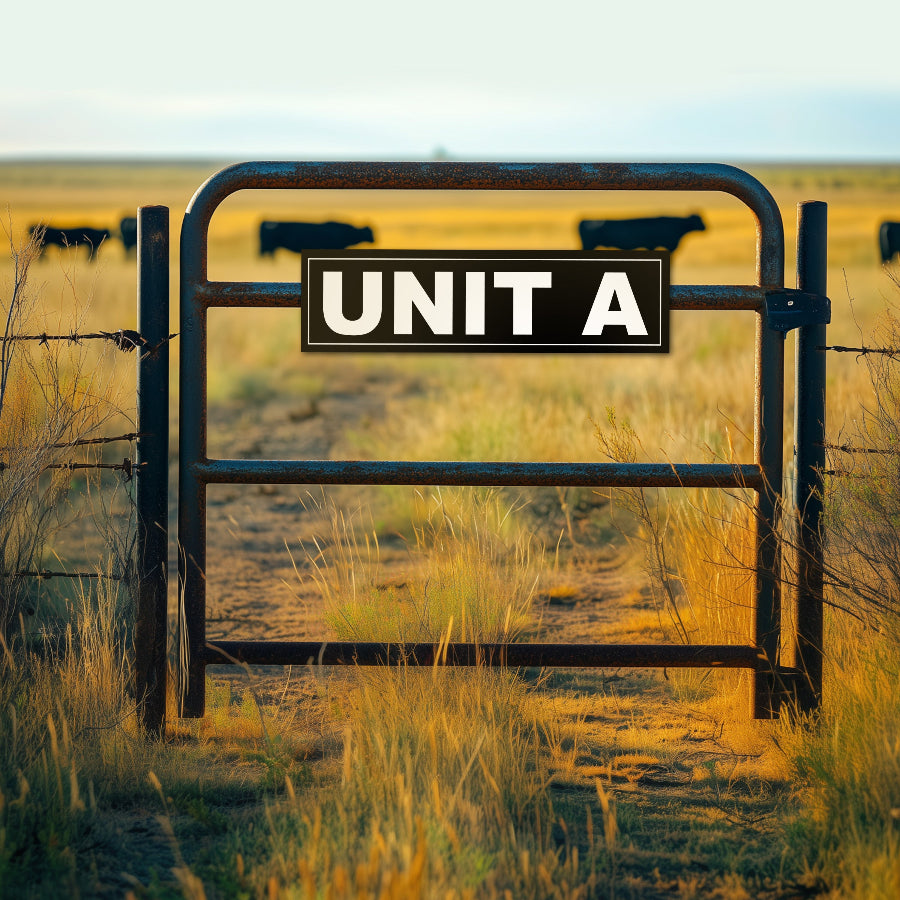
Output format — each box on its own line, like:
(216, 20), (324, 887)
(201, 360), (643, 648)
(77, 359), (798, 898)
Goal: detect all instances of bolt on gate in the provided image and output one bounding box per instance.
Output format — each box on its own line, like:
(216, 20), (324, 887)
(136, 162), (829, 732)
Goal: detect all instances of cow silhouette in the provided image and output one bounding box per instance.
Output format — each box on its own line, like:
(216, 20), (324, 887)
(879, 222), (900, 263)
(29, 225), (111, 261)
(120, 217), (138, 254)
(259, 221), (375, 257)
(578, 214), (706, 252)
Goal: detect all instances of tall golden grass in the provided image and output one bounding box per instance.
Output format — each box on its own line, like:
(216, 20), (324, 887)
(591, 289), (900, 899)
(0, 222), (131, 634)
(259, 664), (597, 898)
(299, 490), (541, 643)
(1, 162), (899, 896)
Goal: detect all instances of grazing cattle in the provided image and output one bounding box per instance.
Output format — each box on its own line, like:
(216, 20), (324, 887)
(29, 225), (111, 261)
(120, 217), (138, 254)
(259, 220), (375, 257)
(578, 214), (706, 253)
(879, 222), (900, 263)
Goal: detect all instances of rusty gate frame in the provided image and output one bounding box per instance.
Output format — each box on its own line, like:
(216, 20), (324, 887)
(167, 161), (828, 726)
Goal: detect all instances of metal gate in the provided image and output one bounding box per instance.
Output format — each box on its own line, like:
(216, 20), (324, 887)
(164, 161), (828, 727)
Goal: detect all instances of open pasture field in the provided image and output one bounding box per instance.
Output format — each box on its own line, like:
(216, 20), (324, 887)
(2, 160), (897, 562)
(3, 160), (899, 462)
(2, 160), (900, 898)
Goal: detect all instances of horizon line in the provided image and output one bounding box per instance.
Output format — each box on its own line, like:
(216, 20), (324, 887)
(1, 154), (900, 168)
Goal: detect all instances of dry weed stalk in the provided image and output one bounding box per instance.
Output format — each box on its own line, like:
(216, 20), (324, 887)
(0, 220), (131, 636)
(595, 407), (697, 643)
(822, 286), (900, 633)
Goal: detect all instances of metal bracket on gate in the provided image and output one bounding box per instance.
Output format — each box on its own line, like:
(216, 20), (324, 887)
(765, 289), (831, 334)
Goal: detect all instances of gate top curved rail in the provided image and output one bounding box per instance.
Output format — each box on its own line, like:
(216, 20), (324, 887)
(181, 161), (784, 286)
(178, 160), (789, 722)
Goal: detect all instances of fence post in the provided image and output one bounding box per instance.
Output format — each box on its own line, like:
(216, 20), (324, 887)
(794, 200), (827, 712)
(135, 206), (170, 736)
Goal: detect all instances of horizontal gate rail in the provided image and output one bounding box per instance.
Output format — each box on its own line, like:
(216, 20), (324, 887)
(194, 281), (770, 311)
(194, 459), (763, 490)
(180, 160), (788, 721)
(203, 641), (761, 669)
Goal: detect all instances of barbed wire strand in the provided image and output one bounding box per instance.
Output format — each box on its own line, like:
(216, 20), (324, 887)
(0, 330), (177, 357)
(819, 344), (900, 358)
(0, 458), (144, 479)
(820, 442), (900, 455)
(0, 432), (145, 452)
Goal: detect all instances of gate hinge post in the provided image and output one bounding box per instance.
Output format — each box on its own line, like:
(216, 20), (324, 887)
(765, 288), (831, 335)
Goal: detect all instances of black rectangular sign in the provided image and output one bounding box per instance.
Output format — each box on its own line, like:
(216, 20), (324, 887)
(301, 250), (669, 353)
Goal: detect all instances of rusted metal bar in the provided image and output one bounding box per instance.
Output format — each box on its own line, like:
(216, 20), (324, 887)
(190, 159), (780, 198)
(180, 160), (780, 293)
(135, 206), (170, 737)
(195, 281), (768, 312)
(194, 459), (762, 490)
(752, 310), (785, 719)
(182, 162), (783, 286)
(180, 221), (207, 719)
(747, 189), (786, 718)
(203, 640), (761, 669)
(793, 201), (827, 714)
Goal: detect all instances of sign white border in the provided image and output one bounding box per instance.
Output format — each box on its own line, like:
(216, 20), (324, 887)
(304, 254), (666, 351)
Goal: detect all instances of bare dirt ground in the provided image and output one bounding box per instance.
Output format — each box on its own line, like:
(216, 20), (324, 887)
(201, 358), (637, 648)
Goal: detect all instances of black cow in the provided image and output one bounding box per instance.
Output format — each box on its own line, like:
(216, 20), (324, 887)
(120, 217), (138, 254)
(29, 225), (111, 261)
(259, 220), (375, 257)
(578, 214), (706, 252)
(879, 222), (900, 264)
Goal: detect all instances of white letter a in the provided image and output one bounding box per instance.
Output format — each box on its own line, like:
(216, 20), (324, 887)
(582, 272), (648, 336)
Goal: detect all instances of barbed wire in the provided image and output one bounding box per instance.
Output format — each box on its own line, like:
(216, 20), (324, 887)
(817, 343), (900, 469)
(819, 344), (900, 358)
(821, 442), (900, 455)
(0, 432), (145, 452)
(0, 330), (177, 357)
(0, 457), (144, 480)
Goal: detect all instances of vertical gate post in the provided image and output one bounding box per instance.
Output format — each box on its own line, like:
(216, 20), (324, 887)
(753, 315), (786, 719)
(135, 205), (170, 736)
(178, 197), (210, 719)
(793, 201), (827, 712)
(753, 199), (787, 720)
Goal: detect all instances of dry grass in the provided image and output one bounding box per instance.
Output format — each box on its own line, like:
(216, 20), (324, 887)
(2, 162), (900, 897)
(0, 220), (132, 632)
(776, 614), (900, 900)
(257, 664), (595, 899)
(298, 490), (541, 643)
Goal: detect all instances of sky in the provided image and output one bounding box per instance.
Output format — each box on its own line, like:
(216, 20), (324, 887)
(2, 0), (899, 161)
